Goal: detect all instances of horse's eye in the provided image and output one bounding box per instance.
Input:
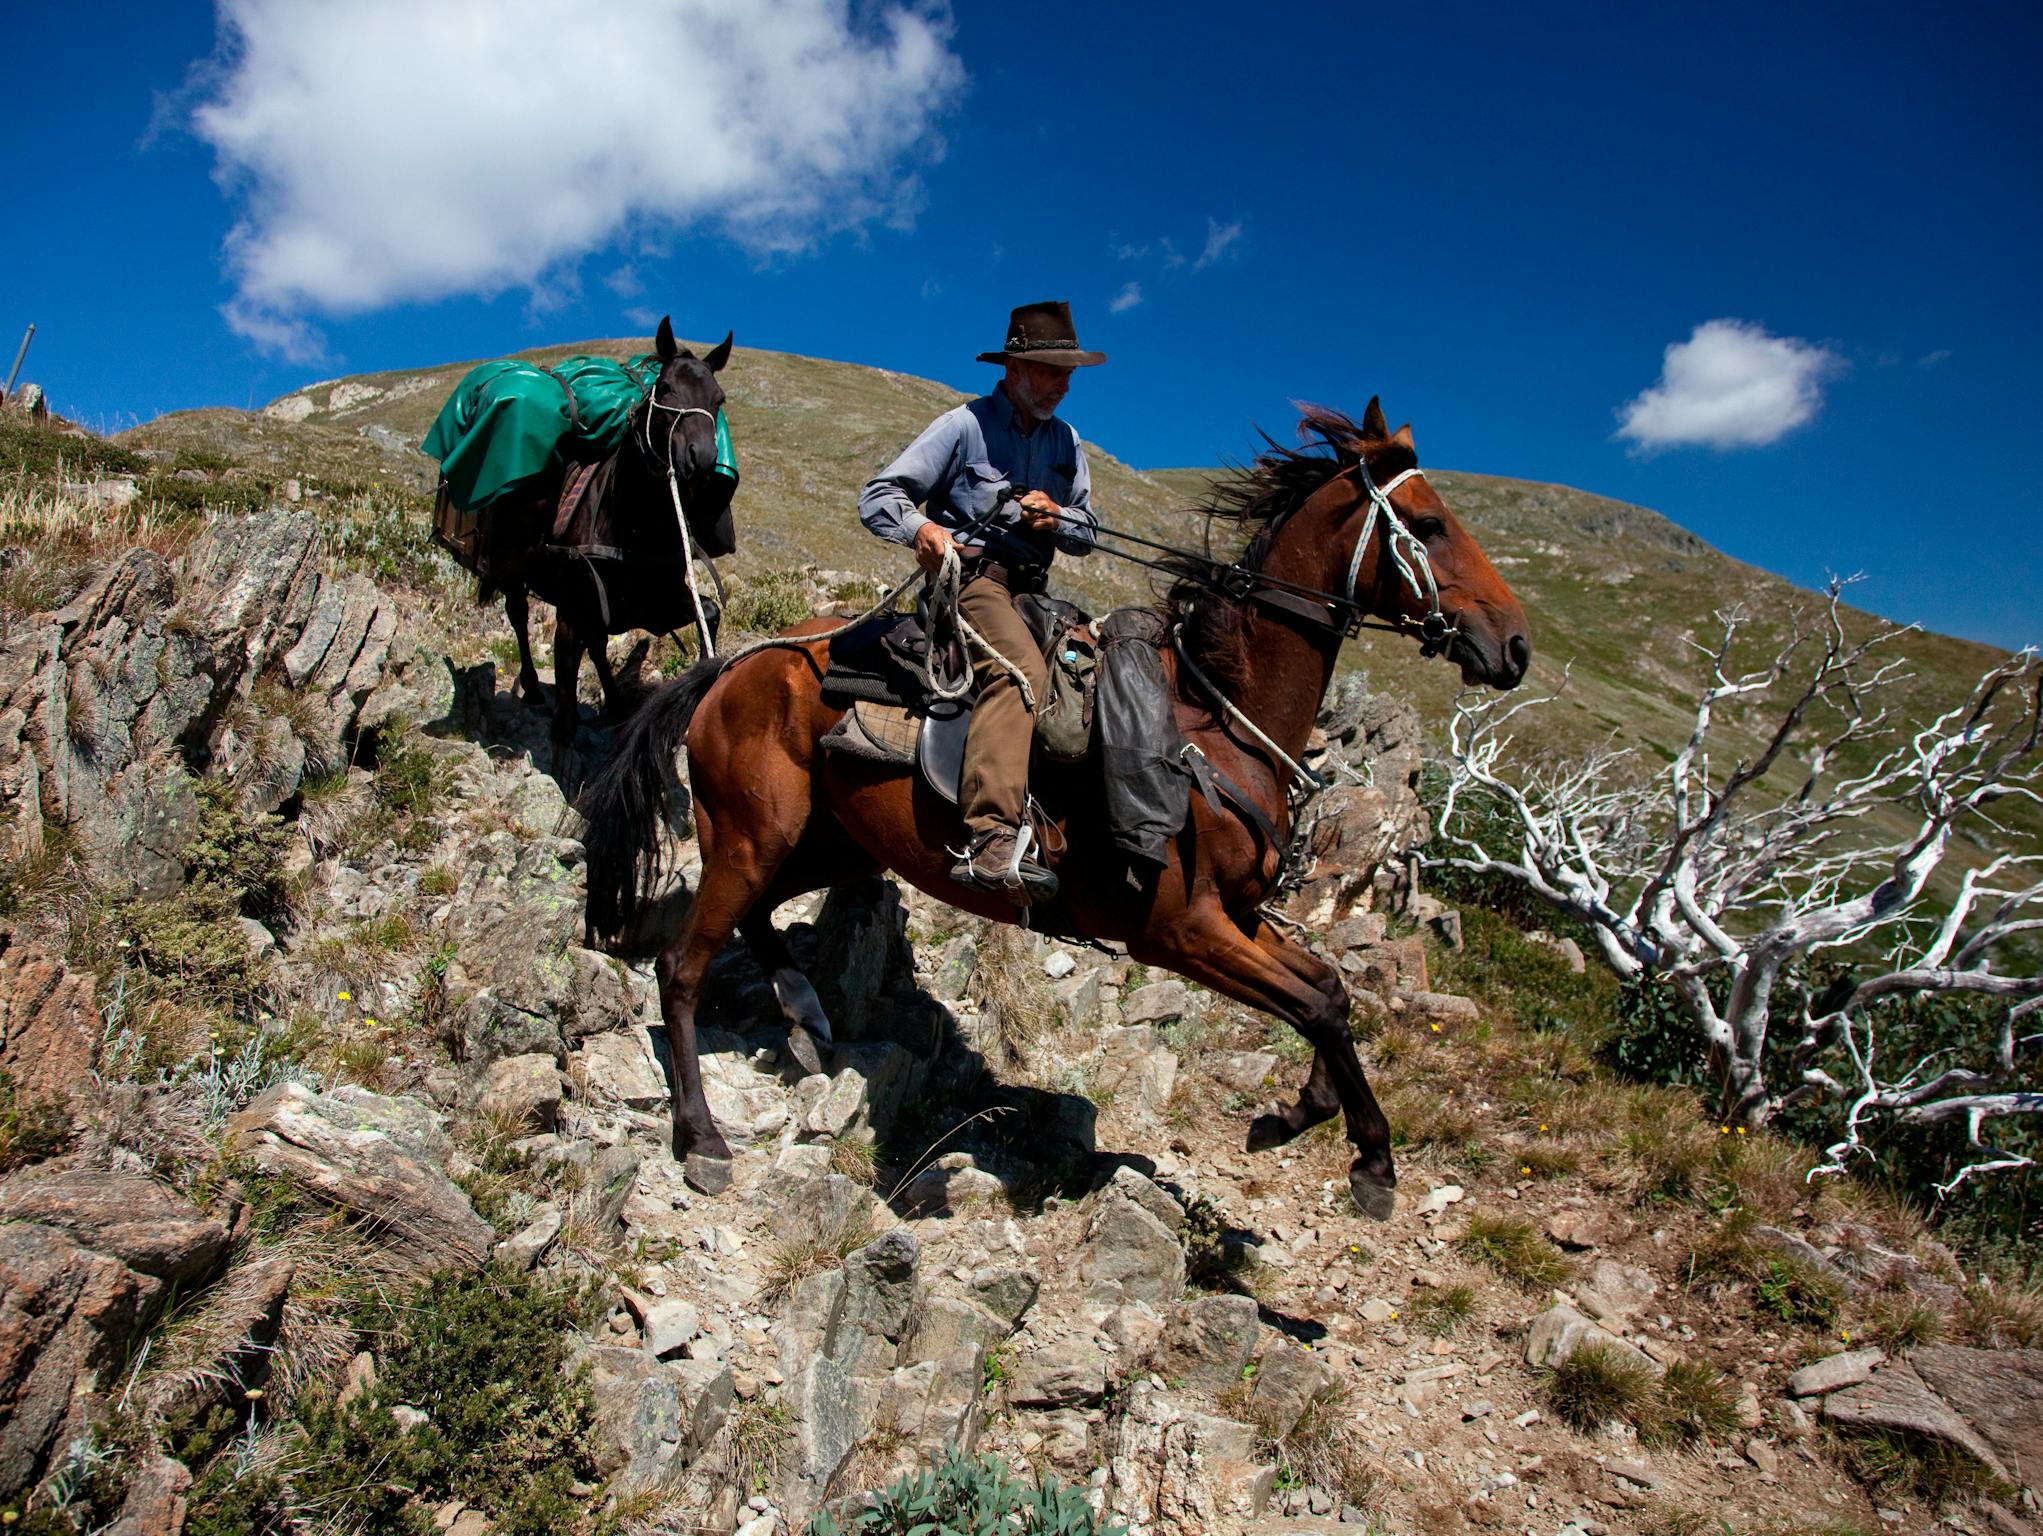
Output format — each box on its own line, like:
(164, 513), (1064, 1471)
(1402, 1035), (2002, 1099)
(1410, 516), (1446, 541)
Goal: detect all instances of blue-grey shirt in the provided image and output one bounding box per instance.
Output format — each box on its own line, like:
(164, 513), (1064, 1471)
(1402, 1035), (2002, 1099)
(858, 385), (1096, 567)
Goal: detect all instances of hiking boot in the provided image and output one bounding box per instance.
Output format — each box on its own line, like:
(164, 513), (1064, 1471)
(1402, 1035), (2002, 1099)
(950, 825), (1058, 905)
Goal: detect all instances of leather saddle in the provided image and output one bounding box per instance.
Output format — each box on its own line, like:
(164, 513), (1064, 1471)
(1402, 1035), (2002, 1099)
(819, 593), (1095, 803)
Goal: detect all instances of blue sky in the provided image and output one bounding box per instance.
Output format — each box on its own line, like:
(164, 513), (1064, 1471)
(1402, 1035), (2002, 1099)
(6, 1), (2040, 650)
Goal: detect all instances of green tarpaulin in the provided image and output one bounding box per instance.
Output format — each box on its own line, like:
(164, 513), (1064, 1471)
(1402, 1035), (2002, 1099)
(421, 354), (736, 513)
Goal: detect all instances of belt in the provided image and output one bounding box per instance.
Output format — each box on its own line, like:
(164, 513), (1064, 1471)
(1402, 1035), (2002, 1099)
(964, 556), (1049, 593)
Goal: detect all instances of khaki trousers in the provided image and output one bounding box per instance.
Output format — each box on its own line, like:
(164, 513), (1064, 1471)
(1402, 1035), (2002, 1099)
(957, 573), (1049, 838)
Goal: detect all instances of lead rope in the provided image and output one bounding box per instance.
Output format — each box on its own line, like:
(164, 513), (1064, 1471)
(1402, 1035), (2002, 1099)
(667, 465), (718, 659)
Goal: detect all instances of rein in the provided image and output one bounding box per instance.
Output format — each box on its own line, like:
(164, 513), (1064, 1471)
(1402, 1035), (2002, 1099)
(1047, 457), (1459, 653)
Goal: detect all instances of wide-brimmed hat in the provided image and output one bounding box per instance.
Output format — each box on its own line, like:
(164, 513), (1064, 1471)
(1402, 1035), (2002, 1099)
(976, 301), (1107, 368)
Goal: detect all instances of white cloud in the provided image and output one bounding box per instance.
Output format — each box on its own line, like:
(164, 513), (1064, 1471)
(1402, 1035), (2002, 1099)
(1108, 281), (1142, 314)
(1616, 319), (1842, 452)
(1193, 217), (1243, 271)
(190, 0), (964, 353)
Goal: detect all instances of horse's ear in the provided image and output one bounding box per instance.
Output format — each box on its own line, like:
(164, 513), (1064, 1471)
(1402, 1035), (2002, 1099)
(1361, 397), (1390, 440)
(655, 316), (678, 362)
(704, 331), (733, 373)
(1391, 424), (1415, 450)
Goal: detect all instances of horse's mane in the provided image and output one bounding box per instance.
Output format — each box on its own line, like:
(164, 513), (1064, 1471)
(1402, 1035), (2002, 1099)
(1164, 406), (1399, 688)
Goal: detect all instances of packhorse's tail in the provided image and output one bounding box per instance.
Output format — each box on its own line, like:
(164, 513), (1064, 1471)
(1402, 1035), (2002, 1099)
(579, 655), (730, 943)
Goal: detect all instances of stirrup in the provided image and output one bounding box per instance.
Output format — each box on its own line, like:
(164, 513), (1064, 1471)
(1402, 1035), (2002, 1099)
(949, 824), (1059, 905)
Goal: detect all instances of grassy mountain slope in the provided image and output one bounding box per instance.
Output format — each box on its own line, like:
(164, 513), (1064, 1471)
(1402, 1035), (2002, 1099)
(117, 336), (2026, 863)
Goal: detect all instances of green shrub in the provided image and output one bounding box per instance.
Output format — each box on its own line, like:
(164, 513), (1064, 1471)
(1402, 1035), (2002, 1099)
(187, 775), (294, 924)
(177, 1264), (604, 1536)
(1755, 1257), (1847, 1328)
(725, 569), (814, 634)
(0, 414), (148, 482)
(1182, 1194), (1260, 1293)
(809, 1449), (1124, 1536)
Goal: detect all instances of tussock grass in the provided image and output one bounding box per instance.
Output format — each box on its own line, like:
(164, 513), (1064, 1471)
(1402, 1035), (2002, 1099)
(1865, 1291), (1946, 1353)
(828, 1135), (879, 1185)
(1513, 1141), (1582, 1180)
(1960, 1277), (2043, 1348)
(1828, 1424), (2008, 1505)
(1381, 1083), (1481, 1151)
(1456, 1212), (1573, 1289)
(971, 920), (1052, 1070)
(1543, 1341), (1658, 1432)
(1615, 1089), (1724, 1205)
(1643, 1359), (1743, 1448)
(1403, 1283), (1478, 1338)
(1232, 1378), (1378, 1511)
(725, 1397), (795, 1498)
(759, 1213), (880, 1309)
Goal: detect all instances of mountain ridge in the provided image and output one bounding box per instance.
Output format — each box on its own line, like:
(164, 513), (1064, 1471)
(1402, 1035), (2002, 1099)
(117, 334), (2013, 795)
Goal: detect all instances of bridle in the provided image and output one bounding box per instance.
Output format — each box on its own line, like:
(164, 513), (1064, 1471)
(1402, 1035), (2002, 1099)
(637, 371), (718, 469)
(637, 365), (724, 659)
(1054, 453), (1461, 654)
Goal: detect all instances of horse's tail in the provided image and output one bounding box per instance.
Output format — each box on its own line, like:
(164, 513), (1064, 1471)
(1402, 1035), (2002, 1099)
(579, 654), (730, 944)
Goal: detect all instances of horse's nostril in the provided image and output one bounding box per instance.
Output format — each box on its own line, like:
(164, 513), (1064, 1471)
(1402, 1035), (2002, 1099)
(1507, 634), (1530, 677)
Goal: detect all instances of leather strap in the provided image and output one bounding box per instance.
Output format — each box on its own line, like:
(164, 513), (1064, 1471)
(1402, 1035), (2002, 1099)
(1181, 743), (1282, 852)
(542, 366), (581, 433)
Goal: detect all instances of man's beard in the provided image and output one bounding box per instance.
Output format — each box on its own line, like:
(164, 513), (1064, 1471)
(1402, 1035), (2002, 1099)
(1007, 372), (1058, 422)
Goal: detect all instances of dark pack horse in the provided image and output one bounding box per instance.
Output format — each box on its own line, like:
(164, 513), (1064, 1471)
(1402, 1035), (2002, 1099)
(474, 319), (736, 767)
(578, 401), (1531, 1216)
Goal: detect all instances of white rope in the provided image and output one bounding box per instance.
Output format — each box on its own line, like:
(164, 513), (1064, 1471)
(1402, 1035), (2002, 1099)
(1172, 623), (1325, 790)
(668, 465), (718, 659)
(946, 552), (1039, 712)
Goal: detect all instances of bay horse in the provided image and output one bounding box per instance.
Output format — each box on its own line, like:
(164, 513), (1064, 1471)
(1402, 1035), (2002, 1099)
(478, 318), (735, 766)
(577, 401), (1531, 1217)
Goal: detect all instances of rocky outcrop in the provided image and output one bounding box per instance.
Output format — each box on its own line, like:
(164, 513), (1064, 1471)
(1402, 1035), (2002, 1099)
(225, 1082), (496, 1268)
(0, 1170), (232, 1495)
(1081, 1167), (1187, 1308)
(1106, 1380), (1275, 1534)
(1281, 677), (1429, 924)
(0, 927), (99, 1123)
(1910, 1347), (2043, 1482)
(0, 1167), (231, 1286)
(0, 512), (454, 889)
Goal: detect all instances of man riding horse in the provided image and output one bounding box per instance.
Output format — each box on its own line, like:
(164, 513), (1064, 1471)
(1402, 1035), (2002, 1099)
(857, 300), (1103, 904)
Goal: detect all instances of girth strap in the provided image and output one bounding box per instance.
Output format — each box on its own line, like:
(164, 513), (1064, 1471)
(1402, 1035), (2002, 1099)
(1181, 743), (1282, 853)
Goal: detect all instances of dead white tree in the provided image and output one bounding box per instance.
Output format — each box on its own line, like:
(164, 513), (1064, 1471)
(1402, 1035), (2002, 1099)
(1431, 583), (2042, 1182)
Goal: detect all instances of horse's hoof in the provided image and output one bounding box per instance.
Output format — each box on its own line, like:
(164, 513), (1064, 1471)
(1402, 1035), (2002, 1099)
(1348, 1165), (1397, 1222)
(784, 1024), (826, 1080)
(683, 1152), (733, 1196)
(1245, 1113), (1293, 1154)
